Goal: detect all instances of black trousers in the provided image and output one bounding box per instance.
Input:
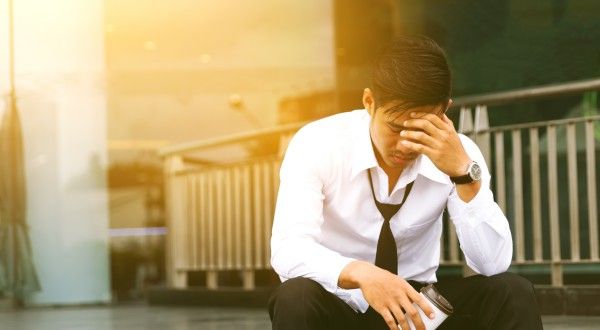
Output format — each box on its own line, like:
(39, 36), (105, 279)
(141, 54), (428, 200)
(268, 272), (543, 330)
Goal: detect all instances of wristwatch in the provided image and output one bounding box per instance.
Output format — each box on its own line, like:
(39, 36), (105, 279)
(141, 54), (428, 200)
(450, 161), (482, 184)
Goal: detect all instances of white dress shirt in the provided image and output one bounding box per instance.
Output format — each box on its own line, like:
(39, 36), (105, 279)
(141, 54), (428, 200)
(270, 109), (513, 313)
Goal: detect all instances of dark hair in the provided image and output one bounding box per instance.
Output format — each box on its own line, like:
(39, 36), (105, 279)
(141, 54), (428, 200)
(371, 36), (451, 113)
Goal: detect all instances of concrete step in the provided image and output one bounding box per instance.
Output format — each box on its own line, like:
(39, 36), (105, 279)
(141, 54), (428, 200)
(148, 286), (274, 308)
(148, 285), (600, 316)
(535, 285), (600, 315)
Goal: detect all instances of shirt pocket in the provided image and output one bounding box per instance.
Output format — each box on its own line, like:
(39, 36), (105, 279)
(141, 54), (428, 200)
(401, 217), (441, 238)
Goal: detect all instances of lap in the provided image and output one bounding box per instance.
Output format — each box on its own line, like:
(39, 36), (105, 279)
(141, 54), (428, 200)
(434, 272), (536, 330)
(269, 273), (537, 330)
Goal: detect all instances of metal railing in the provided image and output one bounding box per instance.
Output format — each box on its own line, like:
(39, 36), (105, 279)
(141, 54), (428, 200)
(160, 78), (600, 289)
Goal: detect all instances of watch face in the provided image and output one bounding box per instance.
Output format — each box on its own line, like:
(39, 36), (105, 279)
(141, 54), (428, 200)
(469, 162), (482, 181)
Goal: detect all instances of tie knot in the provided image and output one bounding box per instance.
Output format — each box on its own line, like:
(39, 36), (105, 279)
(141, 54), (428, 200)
(375, 201), (402, 222)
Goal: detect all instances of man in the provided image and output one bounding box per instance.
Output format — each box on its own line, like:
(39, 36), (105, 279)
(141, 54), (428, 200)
(268, 36), (542, 330)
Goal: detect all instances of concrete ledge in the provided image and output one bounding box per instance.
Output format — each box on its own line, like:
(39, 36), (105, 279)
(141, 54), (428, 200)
(147, 287), (275, 308)
(536, 285), (600, 316)
(149, 285), (600, 315)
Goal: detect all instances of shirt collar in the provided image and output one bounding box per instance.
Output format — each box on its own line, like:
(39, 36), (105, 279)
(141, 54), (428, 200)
(417, 154), (452, 185)
(350, 110), (451, 185)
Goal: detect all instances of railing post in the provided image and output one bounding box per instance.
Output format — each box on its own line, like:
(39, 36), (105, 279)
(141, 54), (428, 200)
(474, 105), (492, 167)
(566, 124), (581, 261)
(242, 165), (255, 289)
(586, 120), (599, 261)
(164, 155), (188, 288)
(547, 126), (563, 286)
(458, 107), (473, 135)
(511, 129), (525, 263)
(494, 132), (506, 213)
(206, 170), (218, 289)
(529, 128), (543, 262)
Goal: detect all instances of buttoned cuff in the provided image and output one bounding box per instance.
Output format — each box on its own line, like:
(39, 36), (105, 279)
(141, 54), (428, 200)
(326, 257), (371, 313)
(334, 287), (370, 313)
(320, 256), (357, 293)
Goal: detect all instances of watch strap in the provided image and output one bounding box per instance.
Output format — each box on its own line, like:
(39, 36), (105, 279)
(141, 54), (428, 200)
(450, 161), (477, 184)
(450, 173), (474, 184)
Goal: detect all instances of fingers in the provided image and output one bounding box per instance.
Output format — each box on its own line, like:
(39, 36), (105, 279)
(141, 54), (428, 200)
(400, 139), (436, 158)
(379, 308), (399, 330)
(408, 289), (435, 321)
(377, 288), (430, 330)
(401, 300), (425, 330)
(405, 112), (449, 134)
(400, 130), (437, 149)
(400, 286), (428, 330)
(442, 114), (452, 124)
(389, 304), (409, 330)
(442, 114), (457, 132)
(362, 273), (434, 330)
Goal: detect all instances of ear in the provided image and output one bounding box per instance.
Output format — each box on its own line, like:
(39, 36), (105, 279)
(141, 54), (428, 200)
(362, 88), (375, 116)
(436, 98), (453, 117)
(444, 99), (453, 113)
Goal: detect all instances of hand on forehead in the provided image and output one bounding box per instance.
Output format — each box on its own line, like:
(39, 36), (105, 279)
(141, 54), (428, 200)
(383, 103), (445, 129)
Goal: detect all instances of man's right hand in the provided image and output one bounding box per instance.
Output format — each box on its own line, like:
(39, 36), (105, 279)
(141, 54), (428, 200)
(338, 260), (435, 330)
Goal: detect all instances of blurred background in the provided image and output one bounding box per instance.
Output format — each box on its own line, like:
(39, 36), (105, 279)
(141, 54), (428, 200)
(0, 0), (599, 315)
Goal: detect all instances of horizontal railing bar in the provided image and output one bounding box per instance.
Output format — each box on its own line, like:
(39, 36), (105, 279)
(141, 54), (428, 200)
(510, 260), (600, 265)
(173, 155), (281, 176)
(181, 156), (216, 165)
(450, 78), (600, 108)
(473, 115), (600, 134)
(159, 121), (307, 157)
(401, 259), (600, 267)
(438, 262), (465, 266)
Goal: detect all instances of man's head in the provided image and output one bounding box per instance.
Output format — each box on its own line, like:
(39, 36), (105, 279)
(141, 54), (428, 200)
(363, 36), (452, 172)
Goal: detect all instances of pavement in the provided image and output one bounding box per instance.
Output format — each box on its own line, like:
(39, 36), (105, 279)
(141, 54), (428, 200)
(0, 304), (598, 329)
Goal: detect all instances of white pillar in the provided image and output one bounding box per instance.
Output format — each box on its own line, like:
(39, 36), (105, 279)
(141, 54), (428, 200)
(0, 0), (110, 305)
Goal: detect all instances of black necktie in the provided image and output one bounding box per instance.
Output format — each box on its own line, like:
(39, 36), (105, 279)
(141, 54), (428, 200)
(367, 170), (414, 275)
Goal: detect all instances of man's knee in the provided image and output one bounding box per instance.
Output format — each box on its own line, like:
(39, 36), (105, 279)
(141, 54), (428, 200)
(482, 273), (543, 328)
(268, 278), (328, 322)
(488, 272), (536, 299)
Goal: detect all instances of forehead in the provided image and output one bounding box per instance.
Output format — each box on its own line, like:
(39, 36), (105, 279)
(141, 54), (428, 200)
(379, 103), (443, 124)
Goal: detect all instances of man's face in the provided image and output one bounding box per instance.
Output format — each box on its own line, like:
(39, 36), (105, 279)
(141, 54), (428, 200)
(368, 101), (445, 171)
